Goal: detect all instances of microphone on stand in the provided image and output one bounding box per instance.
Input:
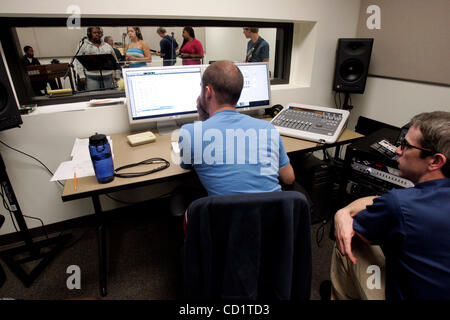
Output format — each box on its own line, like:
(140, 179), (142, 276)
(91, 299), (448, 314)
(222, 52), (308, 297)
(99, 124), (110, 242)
(64, 36), (88, 80)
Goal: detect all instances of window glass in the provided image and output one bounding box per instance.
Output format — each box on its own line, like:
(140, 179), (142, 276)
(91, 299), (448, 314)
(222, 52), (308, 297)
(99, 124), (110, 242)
(6, 21), (291, 106)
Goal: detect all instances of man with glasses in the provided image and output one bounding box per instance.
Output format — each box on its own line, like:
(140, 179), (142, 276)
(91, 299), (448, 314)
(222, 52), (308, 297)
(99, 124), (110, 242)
(330, 111), (450, 300)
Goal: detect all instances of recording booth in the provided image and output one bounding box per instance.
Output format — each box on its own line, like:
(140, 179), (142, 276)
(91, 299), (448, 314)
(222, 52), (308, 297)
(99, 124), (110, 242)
(26, 63), (75, 92)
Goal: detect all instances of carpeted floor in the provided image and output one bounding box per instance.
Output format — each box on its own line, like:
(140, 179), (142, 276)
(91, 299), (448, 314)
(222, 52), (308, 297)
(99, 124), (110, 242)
(0, 199), (335, 300)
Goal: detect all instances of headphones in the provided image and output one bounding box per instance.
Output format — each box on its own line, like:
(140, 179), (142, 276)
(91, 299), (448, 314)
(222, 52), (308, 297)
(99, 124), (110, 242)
(134, 27), (142, 38)
(87, 27), (104, 39)
(265, 104), (284, 117)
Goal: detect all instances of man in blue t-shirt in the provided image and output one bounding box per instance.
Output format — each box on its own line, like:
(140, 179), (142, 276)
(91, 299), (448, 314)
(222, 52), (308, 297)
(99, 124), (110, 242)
(156, 27), (179, 66)
(178, 60), (294, 196)
(332, 111), (450, 300)
(243, 27), (269, 63)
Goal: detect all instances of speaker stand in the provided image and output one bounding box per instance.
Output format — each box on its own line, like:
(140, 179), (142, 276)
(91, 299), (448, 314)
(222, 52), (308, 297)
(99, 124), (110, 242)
(0, 153), (71, 287)
(342, 93), (353, 110)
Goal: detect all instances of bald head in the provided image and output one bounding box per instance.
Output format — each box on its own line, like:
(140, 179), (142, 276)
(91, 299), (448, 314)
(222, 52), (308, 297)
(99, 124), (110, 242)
(202, 61), (243, 106)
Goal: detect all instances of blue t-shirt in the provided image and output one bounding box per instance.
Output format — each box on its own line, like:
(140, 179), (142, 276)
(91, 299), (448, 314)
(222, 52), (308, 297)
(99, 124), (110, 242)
(160, 35), (178, 66)
(353, 178), (450, 300)
(246, 37), (269, 62)
(179, 110), (290, 196)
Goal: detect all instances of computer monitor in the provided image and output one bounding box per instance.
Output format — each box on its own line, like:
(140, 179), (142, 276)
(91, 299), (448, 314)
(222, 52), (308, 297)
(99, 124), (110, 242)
(123, 62), (271, 134)
(124, 65), (202, 133)
(234, 62), (271, 111)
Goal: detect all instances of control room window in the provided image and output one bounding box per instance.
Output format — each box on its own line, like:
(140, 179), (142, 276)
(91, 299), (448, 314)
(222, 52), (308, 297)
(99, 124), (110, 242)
(0, 18), (293, 107)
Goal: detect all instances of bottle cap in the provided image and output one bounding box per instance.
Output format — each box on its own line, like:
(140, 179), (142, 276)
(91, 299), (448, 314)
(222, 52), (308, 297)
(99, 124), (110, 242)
(89, 133), (108, 146)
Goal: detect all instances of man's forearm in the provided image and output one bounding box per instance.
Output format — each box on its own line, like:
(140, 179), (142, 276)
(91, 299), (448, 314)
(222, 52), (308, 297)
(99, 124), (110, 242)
(343, 196), (379, 217)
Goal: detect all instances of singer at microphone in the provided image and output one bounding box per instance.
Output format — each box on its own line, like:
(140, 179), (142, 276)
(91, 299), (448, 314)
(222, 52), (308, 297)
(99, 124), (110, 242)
(156, 27), (179, 66)
(74, 26), (118, 91)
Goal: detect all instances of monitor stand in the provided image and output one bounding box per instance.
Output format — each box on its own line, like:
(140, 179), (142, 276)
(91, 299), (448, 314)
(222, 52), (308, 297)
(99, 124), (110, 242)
(157, 120), (178, 135)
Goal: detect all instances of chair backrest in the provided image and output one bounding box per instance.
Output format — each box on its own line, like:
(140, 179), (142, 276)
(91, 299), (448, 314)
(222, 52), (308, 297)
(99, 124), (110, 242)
(183, 191), (312, 300)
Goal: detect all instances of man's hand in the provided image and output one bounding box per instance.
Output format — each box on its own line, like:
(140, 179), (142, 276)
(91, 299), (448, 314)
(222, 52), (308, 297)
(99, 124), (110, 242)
(197, 97), (209, 121)
(334, 208), (357, 264)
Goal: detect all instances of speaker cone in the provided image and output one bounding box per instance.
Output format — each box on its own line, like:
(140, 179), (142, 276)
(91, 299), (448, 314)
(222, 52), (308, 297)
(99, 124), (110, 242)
(339, 59), (364, 82)
(345, 41), (366, 55)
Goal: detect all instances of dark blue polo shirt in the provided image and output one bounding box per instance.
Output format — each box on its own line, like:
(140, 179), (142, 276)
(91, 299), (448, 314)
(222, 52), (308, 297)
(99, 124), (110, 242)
(246, 37), (269, 62)
(160, 35), (178, 66)
(353, 178), (450, 300)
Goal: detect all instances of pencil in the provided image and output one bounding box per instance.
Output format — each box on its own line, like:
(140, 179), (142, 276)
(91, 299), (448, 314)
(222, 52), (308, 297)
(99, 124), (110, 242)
(74, 172), (77, 191)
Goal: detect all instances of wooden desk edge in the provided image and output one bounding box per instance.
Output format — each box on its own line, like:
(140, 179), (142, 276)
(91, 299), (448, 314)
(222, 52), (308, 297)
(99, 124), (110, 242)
(61, 129), (363, 201)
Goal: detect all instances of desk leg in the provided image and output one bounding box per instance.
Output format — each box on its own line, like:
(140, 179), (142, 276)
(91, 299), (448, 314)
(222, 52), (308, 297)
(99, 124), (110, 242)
(92, 195), (107, 297)
(335, 145), (341, 160)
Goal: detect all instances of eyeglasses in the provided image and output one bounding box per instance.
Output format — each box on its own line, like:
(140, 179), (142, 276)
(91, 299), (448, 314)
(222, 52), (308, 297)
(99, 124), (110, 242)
(400, 138), (434, 154)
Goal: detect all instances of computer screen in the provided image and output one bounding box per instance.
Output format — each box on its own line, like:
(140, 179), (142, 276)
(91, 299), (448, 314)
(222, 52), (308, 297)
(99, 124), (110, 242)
(235, 62), (271, 110)
(124, 65), (202, 126)
(124, 62), (271, 131)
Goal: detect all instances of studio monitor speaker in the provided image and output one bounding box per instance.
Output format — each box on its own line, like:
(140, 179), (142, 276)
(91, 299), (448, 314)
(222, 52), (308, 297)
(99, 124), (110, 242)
(0, 53), (22, 132)
(332, 38), (373, 94)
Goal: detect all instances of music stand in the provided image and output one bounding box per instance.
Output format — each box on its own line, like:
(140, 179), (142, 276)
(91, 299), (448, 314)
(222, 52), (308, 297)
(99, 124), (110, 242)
(75, 54), (118, 89)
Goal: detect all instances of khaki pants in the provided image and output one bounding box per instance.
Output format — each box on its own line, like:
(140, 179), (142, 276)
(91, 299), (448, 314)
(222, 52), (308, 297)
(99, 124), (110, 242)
(330, 236), (386, 300)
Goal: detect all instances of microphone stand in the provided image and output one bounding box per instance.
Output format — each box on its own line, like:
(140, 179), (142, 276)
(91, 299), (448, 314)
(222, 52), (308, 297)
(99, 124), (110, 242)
(63, 37), (87, 87)
(171, 32), (175, 65)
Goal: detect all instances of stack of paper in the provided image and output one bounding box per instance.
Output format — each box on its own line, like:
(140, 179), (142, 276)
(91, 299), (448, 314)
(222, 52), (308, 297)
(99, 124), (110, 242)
(51, 137), (113, 182)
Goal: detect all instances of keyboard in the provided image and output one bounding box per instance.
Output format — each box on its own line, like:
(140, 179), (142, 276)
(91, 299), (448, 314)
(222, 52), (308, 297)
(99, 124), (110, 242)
(270, 103), (350, 143)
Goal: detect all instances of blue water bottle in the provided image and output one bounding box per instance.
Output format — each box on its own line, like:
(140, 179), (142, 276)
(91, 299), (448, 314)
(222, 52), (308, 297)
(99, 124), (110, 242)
(89, 133), (115, 184)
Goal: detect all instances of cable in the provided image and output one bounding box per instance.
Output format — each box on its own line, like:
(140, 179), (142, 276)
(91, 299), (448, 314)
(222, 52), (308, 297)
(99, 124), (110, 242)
(0, 140), (65, 238)
(0, 140), (64, 188)
(23, 215), (49, 240)
(0, 184), (19, 233)
(0, 140), (54, 178)
(315, 219), (329, 248)
(0, 181), (54, 241)
(114, 157), (170, 178)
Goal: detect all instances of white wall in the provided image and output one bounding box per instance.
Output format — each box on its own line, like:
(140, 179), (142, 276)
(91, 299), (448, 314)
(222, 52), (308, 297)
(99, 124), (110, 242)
(349, 77), (450, 129)
(204, 27), (276, 76)
(0, 0), (366, 235)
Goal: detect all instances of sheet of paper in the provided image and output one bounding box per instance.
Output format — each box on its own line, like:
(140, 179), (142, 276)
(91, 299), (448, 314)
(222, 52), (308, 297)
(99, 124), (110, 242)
(50, 160), (95, 181)
(51, 136), (114, 182)
(71, 137), (114, 160)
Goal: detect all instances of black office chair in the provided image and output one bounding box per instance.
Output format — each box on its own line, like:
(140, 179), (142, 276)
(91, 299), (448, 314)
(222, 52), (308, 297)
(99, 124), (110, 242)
(183, 191), (312, 300)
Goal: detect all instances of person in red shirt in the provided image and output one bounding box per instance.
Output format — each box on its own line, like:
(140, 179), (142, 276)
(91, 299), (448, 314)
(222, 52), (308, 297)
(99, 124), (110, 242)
(179, 26), (204, 65)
